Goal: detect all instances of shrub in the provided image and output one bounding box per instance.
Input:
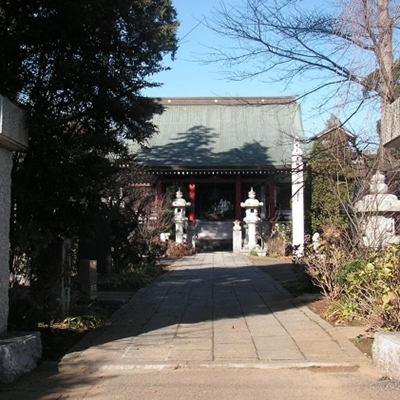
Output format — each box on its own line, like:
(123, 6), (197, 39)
(267, 236), (287, 257)
(98, 261), (165, 291)
(266, 223), (291, 257)
(63, 312), (105, 330)
(325, 296), (359, 323)
(336, 245), (400, 330)
(167, 242), (196, 258)
(301, 239), (400, 330)
(296, 237), (350, 299)
(249, 249), (259, 257)
(61, 292), (106, 330)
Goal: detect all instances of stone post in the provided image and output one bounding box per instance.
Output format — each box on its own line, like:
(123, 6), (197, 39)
(0, 147), (12, 333)
(292, 137), (305, 257)
(78, 259), (98, 300)
(79, 216), (112, 274)
(0, 96), (28, 334)
(0, 96), (41, 384)
(61, 238), (72, 319)
(186, 222), (197, 248)
(172, 188), (190, 244)
(232, 220), (242, 254)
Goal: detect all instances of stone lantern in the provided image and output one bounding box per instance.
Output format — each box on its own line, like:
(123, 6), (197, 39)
(241, 188), (264, 252)
(172, 188), (191, 243)
(354, 171), (400, 248)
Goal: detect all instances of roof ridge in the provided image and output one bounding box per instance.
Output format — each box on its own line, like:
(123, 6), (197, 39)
(154, 97), (297, 106)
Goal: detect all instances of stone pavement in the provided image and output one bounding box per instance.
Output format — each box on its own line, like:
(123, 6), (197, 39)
(60, 252), (368, 373)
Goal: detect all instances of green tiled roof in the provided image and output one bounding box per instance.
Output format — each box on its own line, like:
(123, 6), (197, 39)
(132, 97), (305, 170)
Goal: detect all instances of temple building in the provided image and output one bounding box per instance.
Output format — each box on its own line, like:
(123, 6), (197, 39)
(130, 97), (306, 247)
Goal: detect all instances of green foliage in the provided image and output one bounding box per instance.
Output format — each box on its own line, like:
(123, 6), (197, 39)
(335, 257), (364, 285)
(270, 223), (292, 242)
(249, 249), (259, 257)
(336, 246), (400, 330)
(308, 122), (357, 233)
(2, 0), (178, 292)
(326, 296), (359, 323)
(98, 260), (165, 291)
(60, 290), (105, 330)
(63, 313), (105, 330)
(301, 237), (400, 330)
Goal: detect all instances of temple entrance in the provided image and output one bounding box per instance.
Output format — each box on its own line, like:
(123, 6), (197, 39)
(196, 183), (235, 220)
(162, 175), (291, 250)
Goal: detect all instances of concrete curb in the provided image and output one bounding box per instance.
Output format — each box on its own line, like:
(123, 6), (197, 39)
(59, 360), (363, 374)
(372, 332), (400, 379)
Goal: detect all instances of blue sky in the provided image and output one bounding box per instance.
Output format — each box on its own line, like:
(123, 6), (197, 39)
(145, 0), (379, 140)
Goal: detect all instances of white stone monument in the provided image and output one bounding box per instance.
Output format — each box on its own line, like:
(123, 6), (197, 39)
(240, 188), (264, 254)
(354, 171), (400, 248)
(312, 232), (320, 253)
(172, 188), (190, 244)
(292, 137), (305, 256)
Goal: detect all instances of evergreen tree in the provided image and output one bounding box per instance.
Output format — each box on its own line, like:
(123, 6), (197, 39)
(0, 0), (178, 282)
(308, 116), (358, 233)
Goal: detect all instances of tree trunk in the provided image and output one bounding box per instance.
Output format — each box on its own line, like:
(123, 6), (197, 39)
(377, 0), (394, 112)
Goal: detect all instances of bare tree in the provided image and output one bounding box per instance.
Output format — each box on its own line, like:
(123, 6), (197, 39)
(205, 0), (400, 126)
(206, 0), (400, 329)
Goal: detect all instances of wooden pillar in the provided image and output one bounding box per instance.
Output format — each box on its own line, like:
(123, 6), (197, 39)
(189, 183), (196, 222)
(260, 184), (266, 220)
(155, 180), (163, 206)
(268, 180), (276, 225)
(235, 175), (242, 220)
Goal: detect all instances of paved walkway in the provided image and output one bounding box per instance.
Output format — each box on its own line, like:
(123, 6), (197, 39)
(60, 252), (368, 372)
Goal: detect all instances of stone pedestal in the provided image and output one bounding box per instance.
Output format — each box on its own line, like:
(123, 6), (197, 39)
(0, 333), (41, 384)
